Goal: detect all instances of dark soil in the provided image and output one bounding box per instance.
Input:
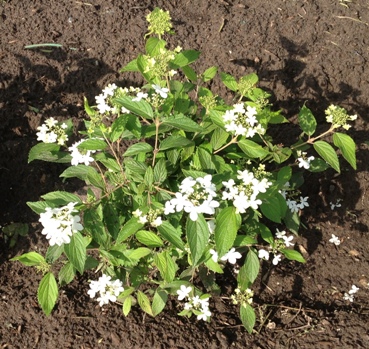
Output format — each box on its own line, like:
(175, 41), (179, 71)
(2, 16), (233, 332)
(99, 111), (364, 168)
(1, 1), (369, 348)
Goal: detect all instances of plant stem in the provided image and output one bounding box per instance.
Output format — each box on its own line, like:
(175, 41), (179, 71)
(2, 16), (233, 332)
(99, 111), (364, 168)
(213, 135), (239, 154)
(152, 117), (161, 167)
(291, 126), (335, 150)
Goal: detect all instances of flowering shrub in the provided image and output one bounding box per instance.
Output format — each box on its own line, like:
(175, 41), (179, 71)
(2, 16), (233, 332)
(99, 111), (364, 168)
(12, 8), (358, 333)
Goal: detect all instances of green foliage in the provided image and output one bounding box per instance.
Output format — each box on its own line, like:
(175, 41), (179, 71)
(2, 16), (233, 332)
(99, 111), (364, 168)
(12, 7), (359, 334)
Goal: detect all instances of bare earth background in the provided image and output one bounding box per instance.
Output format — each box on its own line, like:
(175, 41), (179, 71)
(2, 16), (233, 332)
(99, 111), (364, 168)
(1, 1), (369, 348)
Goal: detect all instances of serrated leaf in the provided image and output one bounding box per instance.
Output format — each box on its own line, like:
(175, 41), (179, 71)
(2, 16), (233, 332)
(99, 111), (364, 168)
(116, 217), (144, 244)
(333, 132), (356, 170)
(281, 249), (306, 263)
(238, 139), (269, 158)
(11, 252), (45, 266)
(210, 127), (229, 150)
(308, 158), (330, 172)
(58, 261), (76, 286)
(120, 58), (139, 72)
(214, 207), (241, 257)
(181, 65), (197, 82)
(220, 72), (238, 92)
(186, 214), (209, 266)
(152, 289), (168, 316)
(162, 114), (203, 132)
(124, 142), (153, 157)
(172, 50), (200, 68)
(37, 272), (58, 316)
(154, 251), (176, 283)
(153, 158), (167, 184)
(202, 66), (218, 82)
(259, 224), (274, 245)
(114, 96), (153, 120)
(28, 143), (71, 163)
(137, 290), (153, 316)
(260, 195), (284, 223)
(41, 191), (82, 206)
(159, 135), (194, 151)
(157, 221), (184, 250)
(136, 230), (163, 247)
(122, 296), (132, 316)
(78, 139), (107, 151)
(145, 37), (166, 56)
(45, 245), (64, 264)
(60, 165), (105, 189)
(240, 304), (256, 334)
(27, 201), (50, 214)
(64, 232), (86, 274)
(243, 249), (260, 283)
(298, 105), (317, 136)
(83, 208), (108, 247)
(313, 140), (340, 173)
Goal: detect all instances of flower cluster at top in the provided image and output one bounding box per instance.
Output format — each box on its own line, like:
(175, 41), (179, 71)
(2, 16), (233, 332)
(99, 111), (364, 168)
(39, 203), (83, 246)
(177, 285), (211, 321)
(88, 274), (124, 307)
(36, 117), (68, 145)
(164, 175), (219, 221)
(222, 166), (272, 214)
(132, 208), (163, 227)
(230, 287), (254, 307)
(325, 104), (357, 130)
(343, 284), (359, 302)
(222, 103), (265, 138)
(279, 182), (309, 213)
(258, 229), (295, 265)
(146, 7), (173, 37)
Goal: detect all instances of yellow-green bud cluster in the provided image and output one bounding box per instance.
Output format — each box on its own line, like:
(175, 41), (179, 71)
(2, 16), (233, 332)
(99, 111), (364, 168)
(325, 104), (357, 130)
(146, 8), (173, 38)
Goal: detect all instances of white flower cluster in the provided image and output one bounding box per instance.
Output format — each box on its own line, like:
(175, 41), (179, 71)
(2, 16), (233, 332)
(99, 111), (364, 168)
(230, 287), (253, 306)
(68, 140), (96, 166)
(343, 284), (359, 302)
(279, 182), (309, 213)
(222, 169), (271, 214)
(258, 229), (294, 265)
(329, 234), (341, 246)
(88, 274), (124, 307)
(296, 151), (315, 170)
(177, 285), (211, 321)
(95, 83), (119, 114)
(164, 175), (219, 221)
(39, 202), (83, 246)
(36, 117), (68, 145)
(210, 247), (242, 264)
(222, 103), (265, 138)
(132, 208), (163, 227)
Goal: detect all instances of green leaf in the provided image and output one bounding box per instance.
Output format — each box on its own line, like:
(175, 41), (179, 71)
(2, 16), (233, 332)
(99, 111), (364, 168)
(41, 191), (82, 206)
(313, 140), (340, 173)
(260, 193), (287, 223)
(277, 166), (292, 184)
(152, 289), (168, 316)
(144, 166), (154, 187)
(136, 230), (163, 247)
(308, 158), (330, 172)
(154, 251), (176, 282)
(220, 72), (238, 92)
(238, 139), (269, 158)
(181, 65), (198, 82)
(145, 37), (166, 56)
(37, 272), (58, 316)
(27, 201), (50, 215)
(120, 58), (139, 72)
(78, 138), (107, 151)
(122, 296), (132, 316)
(283, 209), (300, 234)
(83, 208), (108, 247)
(202, 66), (218, 82)
(281, 249), (306, 263)
(64, 232), (86, 274)
(210, 127), (229, 150)
(243, 249), (260, 283)
(137, 291), (153, 316)
(127, 247), (151, 260)
(240, 304), (255, 334)
(114, 96), (153, 120)
(124, 142), (153, 157)
(45, 245), (64, 264)
(58, 261), (76, 286)
(259, 224), (274, 245)
(298, 105), (317, 136)
(116, 217), (144, 244)
(28, 143), (71, 163)
(215, 207), (241, 257)
(60, 165), (105, 189)
(153, 158), (167, 184)
(157, 221), (184, 250)
(11, 252), (45, 266)
(162, 114), (203, 132)
(110, 114), (128, 142)
(186, 214), (209, 266)
(333, 132), (356, 170)
(172, 50), (200, 68)
(197, 147), (216, 171)
(159, 135), (194, 151)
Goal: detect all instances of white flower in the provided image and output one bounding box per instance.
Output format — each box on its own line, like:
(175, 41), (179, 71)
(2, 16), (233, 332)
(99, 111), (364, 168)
(39, 203), (83, 246)
(330, 199), (342, 210)
(329, 234), (341, 246)
(209, 249), (219, 262)
(297, 196), (309, 209)
(152, 84), (169, 98)
(132, 209), (143, 218)
(349, 285), (359, 294)
(138, 215), (148, 224)
(132, 91), (148, 102)
(275, 229), (286, 239)
(177, 285), (192, 301)
(220, 248), (242, 264)
(102, 83), (117, 97)
(282, 235), (294, 247)
(36, 117), (69, 145)
(272, 254), (282, 265)
(164, 201), (175, 215)
(287, 199), (299, 213)
(69, 140), (95, 166)
(343, 292), (354, 302)
(258, 249), (270, 260)
(197, 308), (211, 321)
(88, 274), (124, 307)
(151, 216), (162, 227)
